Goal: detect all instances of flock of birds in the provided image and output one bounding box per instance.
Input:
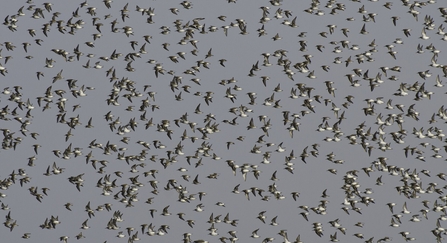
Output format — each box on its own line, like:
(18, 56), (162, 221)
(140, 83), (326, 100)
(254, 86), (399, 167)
(1, 0), (447, 242)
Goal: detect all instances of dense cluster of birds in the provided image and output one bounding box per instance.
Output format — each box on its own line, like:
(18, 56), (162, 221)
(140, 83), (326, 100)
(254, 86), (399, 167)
(1, 0), (447, 242)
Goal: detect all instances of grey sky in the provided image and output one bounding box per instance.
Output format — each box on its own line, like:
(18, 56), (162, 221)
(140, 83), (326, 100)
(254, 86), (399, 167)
(1, 0), (447, 243)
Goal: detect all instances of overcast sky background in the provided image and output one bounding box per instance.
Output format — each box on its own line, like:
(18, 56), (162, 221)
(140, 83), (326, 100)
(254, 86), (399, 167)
(1, 0), (447, 242)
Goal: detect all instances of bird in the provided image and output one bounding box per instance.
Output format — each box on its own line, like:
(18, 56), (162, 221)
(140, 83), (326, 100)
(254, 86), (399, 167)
(257, 211), (266, 223)
(161, 205), (171, 216)
(251, 229), (260, 238)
